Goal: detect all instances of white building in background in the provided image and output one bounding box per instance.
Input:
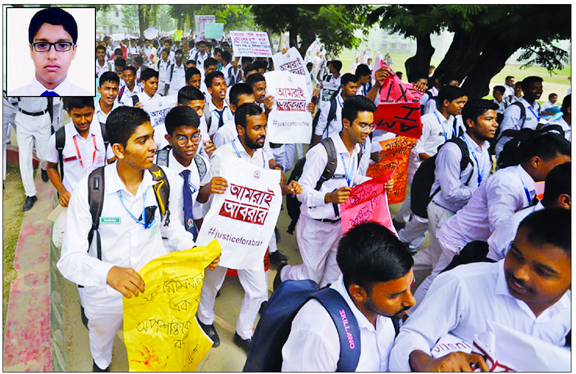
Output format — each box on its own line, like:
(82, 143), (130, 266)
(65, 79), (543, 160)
(96, 6), (134, 36)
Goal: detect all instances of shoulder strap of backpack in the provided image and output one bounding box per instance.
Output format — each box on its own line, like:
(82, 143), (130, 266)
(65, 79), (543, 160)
(118, 85), (125, 100)
(327, 96), (338, 127)
(148, 164), (171, 226)
(87, 166), (105, 260)
(55, 126), (66, 181)
(510, 101), (526, 128)
(169, 64), (175, 82)
(99, 122), (109, 151)
(311, 288), (361, 372)
(449, 137), (473, 186)
(194, 154), (208, 182)
(155, 147), (170, 167)
(131, 94), (139, 106)
(317, 137), (338, 190)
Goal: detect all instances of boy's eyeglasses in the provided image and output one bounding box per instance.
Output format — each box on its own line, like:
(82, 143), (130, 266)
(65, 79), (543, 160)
(175, 133), (201, 147)
(31, 42), (75, 52)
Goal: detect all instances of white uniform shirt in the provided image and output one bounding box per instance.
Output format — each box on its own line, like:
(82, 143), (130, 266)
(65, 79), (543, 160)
(158, 59), (172, 85)
(210, 137), (269, 178)
(282, 276), (396, 372)
(57, 164), (195, 290)
(487, 202), (543, 261)
(298, 134), (370, 220)
(212, 118), (238, 148)
(503, 84), (515, 100)
(167, 63), (187, 97)
(389, 261), (571, 372)
(438, 164), (536, 252)
(493, 98), (507, 114)
(544, 116), (571, 141)
(94, 99), (121, 126)
(431, 133), (491, 213)
(11, 77), (91, 96)
(96, 60), (111, 78)
(118, 84), (142, 106)
(419, 86), (439, 113)
(45, 120), (111, 192)
(205, 100), (234, 137)
(314, 93), (344, 139)
(496, 97), (541, 155)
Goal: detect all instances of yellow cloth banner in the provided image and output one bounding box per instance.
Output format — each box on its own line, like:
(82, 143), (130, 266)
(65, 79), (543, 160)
(123, 240), (221, 371)
(174, 29), (183, 41)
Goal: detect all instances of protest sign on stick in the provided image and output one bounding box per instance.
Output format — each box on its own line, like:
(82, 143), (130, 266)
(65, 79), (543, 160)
(374, 62), (424, 138)
(124, 241), (221, 372)
(340, 173), (397, 235)
(204, 23), (223, 40)
(195, 15), (215, 39)
(229, 31), (272, 57)
(272, 47), (313, 96)
(195, 158), (281, 270)
(367, 136), (417, 205)
(265, 70), (312, 144)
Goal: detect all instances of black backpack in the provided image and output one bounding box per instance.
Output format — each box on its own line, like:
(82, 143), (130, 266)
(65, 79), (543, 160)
(243, 280), (361, 372)
(55, 123), (109, 184)
(311, 96), (338, 143)
(410, 137), (472, 219)
(155, 146), (208, 182)
(497, 125), (565, 169)
(492, 101), (526, 149)
(285, 137), (363, 234)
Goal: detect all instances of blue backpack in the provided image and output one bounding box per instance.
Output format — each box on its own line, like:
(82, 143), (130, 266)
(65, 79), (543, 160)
(243, 279), (361, 372)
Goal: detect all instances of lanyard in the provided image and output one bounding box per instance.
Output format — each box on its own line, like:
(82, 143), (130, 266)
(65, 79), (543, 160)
(118, 190), (152, 228)
(73, 134), (97, 169)
(527, 105), (541, 122)
(434, 112), (449, 141)
(340, 154), (354, 187)
(232, 139), (266, 168)
(461, 136), (485, 186)
(521, 180), (532, 205)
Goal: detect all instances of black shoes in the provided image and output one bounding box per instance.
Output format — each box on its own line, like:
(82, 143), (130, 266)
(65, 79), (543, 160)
(269, 250), (288, 269)
(273, 263), (287, 292)
(233, 332), (252, 353)
(198, 320), (220, 347)
(22, 196), (37, 211)
(92, 361), (109, 372)
(41, 169), (49, 182)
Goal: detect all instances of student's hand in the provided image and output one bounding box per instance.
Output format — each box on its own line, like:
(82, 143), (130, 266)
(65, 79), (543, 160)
(312, 88), (320, 97)
(385, 178), (395, 193)
(374, 68), (390, 88)
(410, 350), (489, 372)
(209, 176), (228, 194)
(58, 188), (71, 207)
(204, 140), (216, 157)
(414, 80), (427, 92)
(264, 96), (275, 111)
(106, 266), (145, 298)
(307, 102), (316, 114)
(325, 186), (352, 204)
(287, 180), (302, 195)
(134, 101), (143, 108)
(207, 254), (221, 271)
(371, 151), (385, 163)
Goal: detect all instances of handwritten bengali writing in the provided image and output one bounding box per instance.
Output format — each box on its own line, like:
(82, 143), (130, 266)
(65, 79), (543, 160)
(276, 100), (307, 112)
(162, 273), (204, 294)
(278, 60), (306, 76)
(348, 205), (375, 227)
(346, 184), (381, 207)
(136, 319), (191, 337)
(219, 200), (269, 225)
(169, 295), (200, 312)
(229, 183), (275, 207)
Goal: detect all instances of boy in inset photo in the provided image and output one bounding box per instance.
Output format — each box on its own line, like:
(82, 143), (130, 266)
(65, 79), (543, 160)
(8, 7), (94, 96)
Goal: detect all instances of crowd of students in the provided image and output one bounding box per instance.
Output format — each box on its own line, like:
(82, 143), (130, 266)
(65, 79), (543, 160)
(7, 25), (571, 372)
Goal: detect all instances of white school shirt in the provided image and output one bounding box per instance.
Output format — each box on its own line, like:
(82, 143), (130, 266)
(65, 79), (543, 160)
(94, 99), (121, 126)
(419, 86), (438, 110)
(158, 59), (172, 84)
(11, 77), (91, 96)
(314, 93), (344, 139)
(503, 84), (515, 100)
(212, 118), (238, 148)
(96, 60), (111, 78)
(298, 134), (370, 220)
(282, 276), (396, 372)
(496, 97), (541, 155)
(493, 98), (507, 114)
(210, 138), (269, 179)
(438, 164), (536, 253)
(118, 84), (142, 106)
(430, 132), (491, 213)
(167, 63), (187, 98)
(205, 100), (234, 136)
(544, 116), (571, 141)
(45, 120), (111, 193)
(389, 261), (571, 372)
(487, 202), (543, 261)
(57, 163), (195, 289)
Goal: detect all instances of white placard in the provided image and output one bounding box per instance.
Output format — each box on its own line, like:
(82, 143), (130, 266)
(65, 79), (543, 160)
(229, 31), (272, 57)
(320, 82), (340, 103)
(264, 71), (312, 144)
(272, 47), (313, 96)
(142, 96), (177, 129)
(143, 27), (158, 40)
(196, 158), (282, 270)
(195, 15), (215, 39)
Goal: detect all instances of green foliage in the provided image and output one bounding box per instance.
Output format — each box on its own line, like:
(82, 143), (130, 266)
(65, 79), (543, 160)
(121, 5), (138, 32)
(518, 41), (570, 74)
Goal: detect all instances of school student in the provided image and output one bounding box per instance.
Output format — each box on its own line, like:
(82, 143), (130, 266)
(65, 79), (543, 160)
(204, 71), (234, 137)
(177, 86), (215, 159)
(57, 106), (219, 371)
(131, 68), (161, 107)
(156, 48), (172, 95)
(94, 72), (121, 126)
(165, 49), (186, 97)
(389, 209), (571, 372)
(212, 83), (256, 148)
(117, 66), (141, 106)
(282, 222), (416, 371)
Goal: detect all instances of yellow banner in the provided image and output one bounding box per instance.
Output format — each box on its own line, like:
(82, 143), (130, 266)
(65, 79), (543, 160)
(173, 29), (183, 41)
(123, 240), (221, 371)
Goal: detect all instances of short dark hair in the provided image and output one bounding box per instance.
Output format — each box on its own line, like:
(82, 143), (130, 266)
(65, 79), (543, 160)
(185, 67), (201, 82)
(253, 59), (268, 72)
(493, 85), (506, 95)
(185, 60), (196, 66)
(99, 71), (120, 87)
(177, 86), (205, 105)
(123, 66), (136, 75)
(341, 73), (359, 87)
(175, 49), (184, 56)
(505, 75), (514, 81)
(341, 95), (376, 124)
(328, 60), (342, 73)
(542, 162), (571, 207)
(96, 45), (106, 53)
(235, 102), (263, 130)
(114, 57), (126, 69)
(204, 57), (218, 69)
(519, 132), (571, 164)
(243, 64), (258, 76)
(462, 100), (498, 125)
(63, 97), (94, 111)
(106, 106), (150, 148)
(161, 48), (170, 56)
(437, 86), (465, 109)
(246, 73), (265, 88)
(28, 8), (78, 44)
(518, 209), (571, 256)
(221, 51), (232, 64)
(164, 105), (200, 136)
(140, 68), (158, 82)
(355, 64), (371, 77)
(241, 56), (253, 65)
(205, 71), (225, 88)
(133, 56), (143, 66)
(521, 76), (543, 92)
(439, 74), (459, 87)
(337, 222), (414, 291)
(549, 93), (558, 100)
(229, 83), (255, 107)
(114, 48), (123, 56)
(561, 94), (571, 114)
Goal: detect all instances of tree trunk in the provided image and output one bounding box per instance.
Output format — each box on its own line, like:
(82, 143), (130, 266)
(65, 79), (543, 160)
(405, 35), (434, 83)
(138, 5), (145, 36)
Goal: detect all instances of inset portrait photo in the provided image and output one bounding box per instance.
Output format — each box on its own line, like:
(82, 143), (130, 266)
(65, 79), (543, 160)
(6, 7), (96, 97)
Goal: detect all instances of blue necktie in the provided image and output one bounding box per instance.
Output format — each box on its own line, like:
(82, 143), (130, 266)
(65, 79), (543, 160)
(180, 170), (198, 240)
(41, 90), (59, 97)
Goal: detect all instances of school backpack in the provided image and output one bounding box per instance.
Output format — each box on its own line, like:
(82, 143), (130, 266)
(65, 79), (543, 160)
(410, 137), (472, 219)
(492, 101), (526, 149)
(155, 146), (208, 182)
(243, 279), (361, 372)
(285, 137), (363, 235)
(497, 125), (565, 169)
(311, 96), (337, 143)
(55, 123), (109, 184)
(85, 164), (171, 260)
